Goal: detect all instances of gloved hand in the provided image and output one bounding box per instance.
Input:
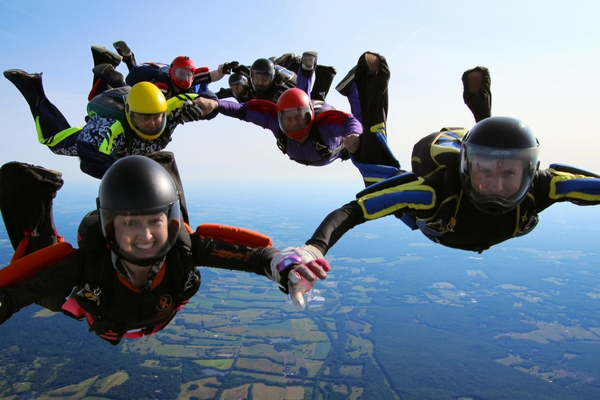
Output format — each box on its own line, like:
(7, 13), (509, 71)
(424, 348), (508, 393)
(180, 100), (204, 123)
(269, 245), (331, 309)
(221, 61), (239, 75)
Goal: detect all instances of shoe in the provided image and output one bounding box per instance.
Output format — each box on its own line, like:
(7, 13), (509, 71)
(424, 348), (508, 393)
(365, 53), (380, 72)
(464, 70), (483, 93)
(461, 66), (491, 122)
(3, 69), (41, 83)
(91, 45), (122, 67)
(335, 66), (356, 96)
(112, 41), (132, 58)
(92, 64), (124, 88)
(274, 52), (295, 67)
(301, 51), (318, 73)
(25, 163), (63, 182)
(462, 66), (490, 95)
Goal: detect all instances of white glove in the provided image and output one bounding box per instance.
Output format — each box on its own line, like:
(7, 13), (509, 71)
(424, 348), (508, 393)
(269, 245), (331, 309)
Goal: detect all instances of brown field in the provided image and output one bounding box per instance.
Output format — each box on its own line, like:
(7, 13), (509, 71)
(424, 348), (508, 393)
(193, 358), (235, 370)
(235, 356), (283, 374)
(95, 371), (128, 393)
(252, 382), (304, 399)
(36, 376), (97, 399)
(178, 376), (219, 399)
(221, 384), (250, 400)
(233, 370), (289, 384)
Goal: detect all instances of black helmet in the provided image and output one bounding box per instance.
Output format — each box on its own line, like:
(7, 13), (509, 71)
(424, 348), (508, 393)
(250, 58), (275, 91)
(228, 73), (251, 100)
(97, 155), (181, 266)
(459, 116), (540, 214)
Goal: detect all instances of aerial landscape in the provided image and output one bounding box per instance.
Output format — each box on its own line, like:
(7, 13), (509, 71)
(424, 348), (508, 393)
(1, 186), (600, 399)
(1, 3), (600, 398)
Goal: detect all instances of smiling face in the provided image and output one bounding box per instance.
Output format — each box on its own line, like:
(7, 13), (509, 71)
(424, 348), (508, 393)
(469, 156), (524, 198)
(113, 212), (170, 260)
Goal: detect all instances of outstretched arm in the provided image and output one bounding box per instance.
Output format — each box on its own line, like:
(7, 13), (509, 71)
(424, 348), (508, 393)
(305, 201), (367, 256)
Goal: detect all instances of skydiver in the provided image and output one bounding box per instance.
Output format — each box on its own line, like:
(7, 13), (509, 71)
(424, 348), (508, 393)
(196, 87), (362, 166)
(89, 42), (238, 101)
(3, 69), (210, 179)
(297, 64), (600, 257)
(194, 52), (401, 179)
(0, 155), (331, 345)
(248, 57), (297, 103)
(214, 64), (256, 103)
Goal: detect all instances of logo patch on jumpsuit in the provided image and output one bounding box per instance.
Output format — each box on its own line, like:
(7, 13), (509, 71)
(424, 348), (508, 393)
(157, 295), (173, 311)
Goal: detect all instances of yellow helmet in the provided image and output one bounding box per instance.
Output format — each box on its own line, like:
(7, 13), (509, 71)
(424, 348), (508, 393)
(125, 82), (168, 140)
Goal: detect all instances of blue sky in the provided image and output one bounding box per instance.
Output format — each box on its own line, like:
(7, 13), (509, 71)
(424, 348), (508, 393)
(1, 0), (599, 193)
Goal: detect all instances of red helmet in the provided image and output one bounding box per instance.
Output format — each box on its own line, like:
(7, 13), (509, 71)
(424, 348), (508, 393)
(169, 56), (195, 89)
(277, 88), (314, 140)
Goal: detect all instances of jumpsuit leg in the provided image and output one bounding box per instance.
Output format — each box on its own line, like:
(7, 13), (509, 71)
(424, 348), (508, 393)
(4, 70), (78, 153)
(353, 52), (400, 169)
(0, 161), (74, 312)
(310, 64), (337, 101)
(0, 162), (63, 253)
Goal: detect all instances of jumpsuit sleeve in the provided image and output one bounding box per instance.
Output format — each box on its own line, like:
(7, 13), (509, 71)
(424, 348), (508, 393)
(217, 99), (248, 120)
(533, 167), (600, 212)
(189, 233), (279, 276)
(0, 251), (85, 322)
(218, 99), (280, 135)
(305, 175), (438, 255)
(342, 112), (363, 137)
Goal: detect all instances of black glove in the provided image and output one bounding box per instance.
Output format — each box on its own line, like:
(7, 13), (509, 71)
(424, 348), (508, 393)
(180, 100), (204, 123)
(221, 61), (239, 75)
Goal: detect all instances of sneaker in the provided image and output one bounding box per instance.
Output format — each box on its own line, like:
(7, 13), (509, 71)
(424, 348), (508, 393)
(301, 51), (318, 72)
(335, 66), (356, 96)
(91, 45), (122, 67)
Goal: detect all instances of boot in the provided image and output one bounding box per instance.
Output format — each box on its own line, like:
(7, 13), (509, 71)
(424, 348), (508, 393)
(335, 66), (356, 97)
(4, 69), (49, 119)
(4, 69), (45, 106)
(91, 45), (122, 67)
(113, 41), (137, 70)
(462, 66), (492, 123)
(300, 51), (318, 77)
(92, 63), (125, 88)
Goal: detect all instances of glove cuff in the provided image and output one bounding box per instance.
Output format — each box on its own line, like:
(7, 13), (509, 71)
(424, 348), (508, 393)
(301, 244), (323, 260)
(210, 68), (225, 82)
